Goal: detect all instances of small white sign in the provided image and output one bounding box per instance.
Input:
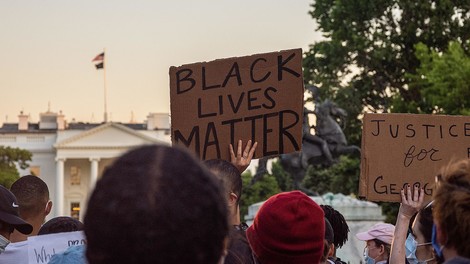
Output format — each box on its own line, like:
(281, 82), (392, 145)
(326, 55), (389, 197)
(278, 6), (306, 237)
(27, 231), (85, 264)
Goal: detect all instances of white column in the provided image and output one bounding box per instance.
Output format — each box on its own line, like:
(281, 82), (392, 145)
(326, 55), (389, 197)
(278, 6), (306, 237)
(55, 158), (65, 217)
(89, 157), (100, 191)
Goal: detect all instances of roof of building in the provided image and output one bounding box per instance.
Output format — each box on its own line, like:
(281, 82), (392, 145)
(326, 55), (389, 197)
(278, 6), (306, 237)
(0, 123), (56, 134)
(0, 122), (168, 134)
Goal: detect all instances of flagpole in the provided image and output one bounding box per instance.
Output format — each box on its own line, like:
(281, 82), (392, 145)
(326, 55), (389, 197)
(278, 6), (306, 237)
(103, 48), (108, 123)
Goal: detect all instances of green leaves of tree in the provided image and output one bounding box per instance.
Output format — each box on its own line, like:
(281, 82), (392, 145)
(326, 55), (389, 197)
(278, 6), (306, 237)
(0, 146), (32, 188)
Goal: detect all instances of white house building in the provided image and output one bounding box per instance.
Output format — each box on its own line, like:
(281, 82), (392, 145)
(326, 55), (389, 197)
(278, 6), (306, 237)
(0, 110), (171, 221)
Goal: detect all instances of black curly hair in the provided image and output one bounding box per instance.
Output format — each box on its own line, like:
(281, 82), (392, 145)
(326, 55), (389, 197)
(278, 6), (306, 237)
(321, 205), (349, 248)
(84, 145), (229, 264)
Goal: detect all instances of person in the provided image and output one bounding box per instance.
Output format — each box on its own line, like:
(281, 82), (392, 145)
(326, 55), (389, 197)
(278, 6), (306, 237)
(356, 223), (395, 264)
(84, 144), (229, 264)
(38, 216), (84, 235)
(0, 185), (32, 254)
(2, 216), (86, 264)
(229, 139), (257, 173)
(246, 191), (325, 264)
(390, 185), (436, 264)
(204, 158), (254, 264)
(321, 205), (349, 264)
(433, 159), (470, 263)
(9, 175), (52, 242)
(322, 218), (335, 264)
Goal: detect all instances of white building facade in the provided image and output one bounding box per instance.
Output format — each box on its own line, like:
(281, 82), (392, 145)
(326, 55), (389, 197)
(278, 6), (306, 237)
(0, 111), (170, 221)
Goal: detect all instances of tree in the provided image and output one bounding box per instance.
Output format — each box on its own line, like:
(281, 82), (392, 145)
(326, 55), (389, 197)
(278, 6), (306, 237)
(240, 170), (281, 222)
(304, 0), (470, 145)
(303, 0), (470, 224)
(401, 41), (470, 115)
(0, 146), (32, 188)
(302, 155), (360, 195)
(270, 160), (293, 192)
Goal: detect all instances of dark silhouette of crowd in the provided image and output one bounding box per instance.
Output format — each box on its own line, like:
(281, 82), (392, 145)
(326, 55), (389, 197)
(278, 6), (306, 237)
(0, 142), (469, 264)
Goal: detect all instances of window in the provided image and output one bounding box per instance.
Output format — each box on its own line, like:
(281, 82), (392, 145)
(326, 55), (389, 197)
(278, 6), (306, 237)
(26, 136), (45, 142)
(71, 202), (80, 220)
(0, 136), (16, 142)
(70, 166), (81, 185)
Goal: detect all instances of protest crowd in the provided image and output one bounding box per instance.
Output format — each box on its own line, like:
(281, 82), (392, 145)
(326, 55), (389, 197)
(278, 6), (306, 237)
(0, 140), (469, 264)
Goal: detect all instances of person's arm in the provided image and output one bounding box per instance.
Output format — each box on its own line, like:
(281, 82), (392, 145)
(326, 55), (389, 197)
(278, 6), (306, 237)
(389, 185), (424, 264)
(229, 139), (258, 173)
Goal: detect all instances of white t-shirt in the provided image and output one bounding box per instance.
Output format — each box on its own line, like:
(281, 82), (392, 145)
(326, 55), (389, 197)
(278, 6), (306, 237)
(0, 240), (28, 264)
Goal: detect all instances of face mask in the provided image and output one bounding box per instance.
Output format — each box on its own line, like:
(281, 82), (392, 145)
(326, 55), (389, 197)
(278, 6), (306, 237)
(363, 248), (376, 264)
(405, 233), (433, 264)
(431, 224), (445, 262)
(0, 234), (10, 254)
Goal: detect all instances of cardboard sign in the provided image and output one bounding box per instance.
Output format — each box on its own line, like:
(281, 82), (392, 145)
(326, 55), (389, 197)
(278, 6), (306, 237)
(360, 113), (470, 202)
(169, 49), (304, 160)
(27, 231), (85, 264)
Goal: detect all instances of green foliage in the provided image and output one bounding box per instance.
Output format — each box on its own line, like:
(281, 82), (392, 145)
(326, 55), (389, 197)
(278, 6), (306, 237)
(304, 0), (470, 144)
(303, 156), (360, 195)
(240, 170), (281, 222)
(0, 146), (32, 188)
(380, 202), (400, 224)
(0, 166), (21, 189)
(404, 41), (470, 115)
(270, 160), (293, 192)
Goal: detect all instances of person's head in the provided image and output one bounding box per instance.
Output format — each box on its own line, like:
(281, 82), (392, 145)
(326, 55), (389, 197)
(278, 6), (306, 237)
(38, 216), (84, 235)
(246, 191), (325, 264)
(406, 201), (435, 263)
(433, 159), (470, 259)
(204, 159), (242, 224)
(321, 205), (349, 249)
(10, 175), (51, 222)
(356, 223), (394, 263)
(0, 185), (32, 252)
(84, 145), (229, 264)
(321, 218), (335, 263)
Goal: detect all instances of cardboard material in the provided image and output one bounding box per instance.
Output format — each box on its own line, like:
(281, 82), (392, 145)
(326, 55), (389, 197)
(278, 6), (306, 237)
(360, 113), (470, 202)
(169, 49), (304, 160)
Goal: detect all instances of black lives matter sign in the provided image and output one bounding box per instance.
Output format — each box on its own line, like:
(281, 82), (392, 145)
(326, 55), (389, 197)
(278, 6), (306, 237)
(169, 49), (304, 160)
(360, 113), (470, 202)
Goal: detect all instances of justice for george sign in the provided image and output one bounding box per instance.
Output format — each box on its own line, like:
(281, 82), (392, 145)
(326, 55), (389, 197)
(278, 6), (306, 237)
(169, 49), (304, 160)
(360, 113), (470, 202)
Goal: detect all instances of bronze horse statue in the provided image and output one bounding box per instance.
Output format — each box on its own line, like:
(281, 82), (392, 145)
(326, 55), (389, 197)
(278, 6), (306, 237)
(254, 100), (360, 192)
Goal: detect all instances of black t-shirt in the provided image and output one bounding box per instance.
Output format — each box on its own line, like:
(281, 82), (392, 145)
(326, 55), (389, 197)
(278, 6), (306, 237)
(225, 223), (256, 264)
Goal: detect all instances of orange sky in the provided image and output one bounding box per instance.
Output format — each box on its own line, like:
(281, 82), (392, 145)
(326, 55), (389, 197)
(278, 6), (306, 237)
(0, 0), (322, 125)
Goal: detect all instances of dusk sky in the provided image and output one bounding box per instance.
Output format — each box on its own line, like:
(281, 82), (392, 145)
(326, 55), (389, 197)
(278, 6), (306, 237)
(0, 0), (323, 125)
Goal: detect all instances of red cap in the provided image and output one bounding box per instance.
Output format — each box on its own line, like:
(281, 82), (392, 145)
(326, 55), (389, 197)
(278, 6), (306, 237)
(246, 191), (325, 264)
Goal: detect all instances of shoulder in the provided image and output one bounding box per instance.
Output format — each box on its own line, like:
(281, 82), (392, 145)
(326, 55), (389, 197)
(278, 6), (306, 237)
(0, 241), (29, 264)
(228, 226), (255, 264)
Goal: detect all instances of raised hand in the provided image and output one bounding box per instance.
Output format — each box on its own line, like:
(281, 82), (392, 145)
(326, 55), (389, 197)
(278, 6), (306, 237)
(229, 139), (258, 173)
(399, 185), (424, 219)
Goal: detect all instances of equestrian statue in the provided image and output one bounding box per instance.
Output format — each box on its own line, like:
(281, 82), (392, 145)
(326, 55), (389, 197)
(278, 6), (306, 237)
(254, 95), (360, 193)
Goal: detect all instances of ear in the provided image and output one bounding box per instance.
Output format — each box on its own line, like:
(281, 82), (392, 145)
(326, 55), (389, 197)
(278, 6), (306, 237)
(45, 200), (52, 216)
(228, 192), (238, 207)
(378, 244), (385, 255)
(328, 243), (335, 258)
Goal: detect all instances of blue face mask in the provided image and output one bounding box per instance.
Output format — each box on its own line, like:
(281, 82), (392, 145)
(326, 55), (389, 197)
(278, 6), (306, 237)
(431, 224), (444, 262)
(405, 233), (433, 264)
(363, 248), (376, 264)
